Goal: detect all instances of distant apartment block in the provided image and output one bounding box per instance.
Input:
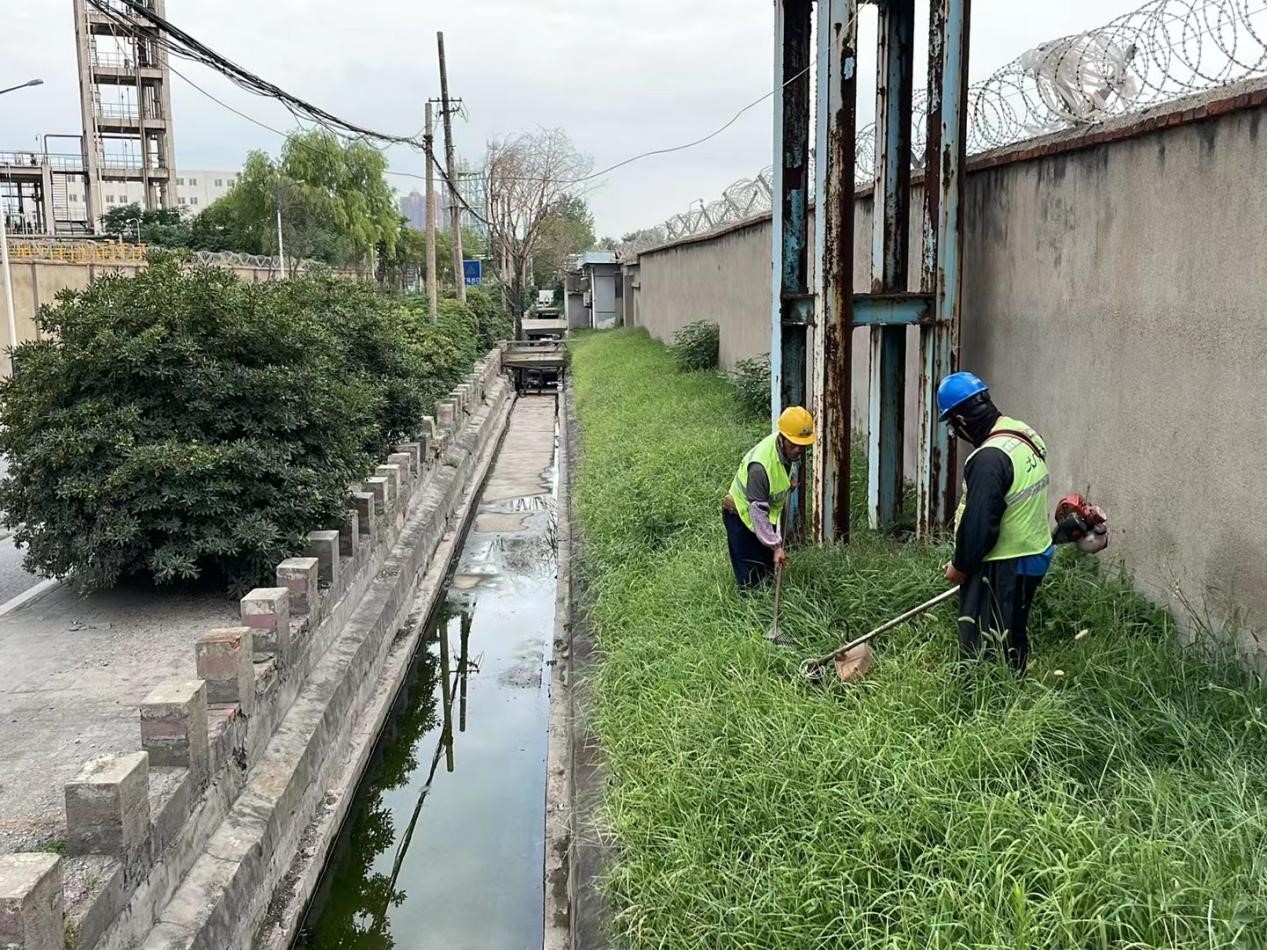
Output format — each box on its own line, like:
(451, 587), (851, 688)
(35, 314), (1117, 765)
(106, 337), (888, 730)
(400, 190), (426, 231)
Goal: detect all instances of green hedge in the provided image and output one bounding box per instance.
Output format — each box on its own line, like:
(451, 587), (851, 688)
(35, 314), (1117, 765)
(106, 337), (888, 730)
(0, 260), (498, 594)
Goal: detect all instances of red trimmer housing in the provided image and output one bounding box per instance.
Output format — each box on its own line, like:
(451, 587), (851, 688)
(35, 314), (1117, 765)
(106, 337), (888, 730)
(1053, 492), (1109, 552)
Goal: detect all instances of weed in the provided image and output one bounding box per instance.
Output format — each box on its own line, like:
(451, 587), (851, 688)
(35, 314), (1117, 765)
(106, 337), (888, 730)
(572, 328), (1267, 949)
(671, 320), (720, 372)
(729, 353), (771, 419)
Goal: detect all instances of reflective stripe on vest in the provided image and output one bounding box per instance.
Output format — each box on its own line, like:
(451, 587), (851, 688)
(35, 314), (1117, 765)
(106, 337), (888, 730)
(954, 416), (1052, 562)
(729, 433), (791, 534)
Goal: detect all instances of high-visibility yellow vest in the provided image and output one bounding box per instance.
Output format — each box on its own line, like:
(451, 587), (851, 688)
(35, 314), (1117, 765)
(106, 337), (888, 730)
(729, 433), (791, 534)
(954, 416), (1051, 562)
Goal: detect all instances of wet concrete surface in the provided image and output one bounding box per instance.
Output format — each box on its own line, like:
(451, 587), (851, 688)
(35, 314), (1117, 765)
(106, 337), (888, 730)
(296, 397), (559, 950)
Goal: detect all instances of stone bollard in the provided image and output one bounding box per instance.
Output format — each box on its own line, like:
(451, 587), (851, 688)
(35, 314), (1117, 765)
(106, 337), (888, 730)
(0, 853), (64, 950)
(419, 416), (436, 448)
(196, 627), (255, 715)
(65, 753), (150, 860)
(276, 558), (319, 617)
(387, 452), (414, 485)
(241, 587), (292, 663)
(393, 442), (422, 477)
(140, 681), (210, 789)
(339, 509), (360, 561)
(351, 492), (377, 548)
(364, 476), (392, 516)
(436, 402), (455, 431)
(375, 464), (403, 506)
(304, 530), (342, 590)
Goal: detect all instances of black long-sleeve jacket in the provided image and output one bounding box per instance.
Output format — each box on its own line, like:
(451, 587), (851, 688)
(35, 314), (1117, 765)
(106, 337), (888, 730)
(951, 447), (1013, 575)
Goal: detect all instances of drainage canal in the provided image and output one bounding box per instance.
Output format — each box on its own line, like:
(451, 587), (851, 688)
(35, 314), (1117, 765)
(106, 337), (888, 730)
(294, 397), (560, 949)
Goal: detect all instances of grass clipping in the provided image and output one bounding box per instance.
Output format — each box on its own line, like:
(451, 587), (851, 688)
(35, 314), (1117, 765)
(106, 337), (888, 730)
(571, 329), (1267, 949)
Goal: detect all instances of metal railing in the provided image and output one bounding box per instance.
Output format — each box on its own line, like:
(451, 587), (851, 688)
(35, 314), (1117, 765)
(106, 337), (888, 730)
(646, 0), (1267, 247)
(7, 240), (150, 264)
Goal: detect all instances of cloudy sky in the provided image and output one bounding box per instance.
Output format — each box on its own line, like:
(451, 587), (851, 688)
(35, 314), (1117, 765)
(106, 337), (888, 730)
(3, 0), (1146, 236)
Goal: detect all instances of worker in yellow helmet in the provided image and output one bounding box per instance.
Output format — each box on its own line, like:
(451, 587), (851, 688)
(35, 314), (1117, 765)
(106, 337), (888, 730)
(722, 406), (815, 590)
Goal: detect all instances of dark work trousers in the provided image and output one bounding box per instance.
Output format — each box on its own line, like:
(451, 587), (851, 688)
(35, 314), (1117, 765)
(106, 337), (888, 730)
(956, 559), (1044, 674)
(723, 509), (775, 590)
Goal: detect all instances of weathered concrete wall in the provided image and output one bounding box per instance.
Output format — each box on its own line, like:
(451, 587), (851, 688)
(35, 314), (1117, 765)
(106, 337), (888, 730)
(628, 85), (1267, 657)
(3, 259), (297, 355)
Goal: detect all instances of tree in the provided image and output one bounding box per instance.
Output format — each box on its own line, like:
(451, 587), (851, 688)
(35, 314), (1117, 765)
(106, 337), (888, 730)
(531, 195), (595, 288)
(192, 131), (399, 271)
(102, 202), (192, 249)
(481, 128), (592, 334)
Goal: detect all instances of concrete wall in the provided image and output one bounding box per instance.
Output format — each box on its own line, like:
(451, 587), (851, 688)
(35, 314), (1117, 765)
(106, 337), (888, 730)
(3, 259), (297, 356)
(627, 84), (1267, 658)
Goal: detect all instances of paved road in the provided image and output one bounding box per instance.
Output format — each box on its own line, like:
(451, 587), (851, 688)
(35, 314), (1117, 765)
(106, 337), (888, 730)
(0, 456), (45, 607)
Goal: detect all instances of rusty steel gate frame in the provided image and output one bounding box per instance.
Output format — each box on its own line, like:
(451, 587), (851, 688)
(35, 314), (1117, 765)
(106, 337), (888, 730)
(771, 0), (971, 543)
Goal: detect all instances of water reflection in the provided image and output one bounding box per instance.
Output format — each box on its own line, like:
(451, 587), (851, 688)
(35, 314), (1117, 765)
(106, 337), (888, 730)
(296, 402), (558, 950)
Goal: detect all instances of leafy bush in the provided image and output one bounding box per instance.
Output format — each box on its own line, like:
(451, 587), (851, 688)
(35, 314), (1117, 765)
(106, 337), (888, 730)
(671, 320), (720, 372)
(572, 328), (1267, 950)
(729, 353), (771, 419)
(0, 260), (490, 595)
(464, 285), (514, 350)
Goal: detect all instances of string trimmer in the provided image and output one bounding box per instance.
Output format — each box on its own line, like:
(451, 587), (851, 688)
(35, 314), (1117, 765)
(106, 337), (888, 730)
(799, 586), (959, 684)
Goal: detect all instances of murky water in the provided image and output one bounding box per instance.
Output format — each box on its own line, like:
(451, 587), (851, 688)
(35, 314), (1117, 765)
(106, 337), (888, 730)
(295, 398), (560, 950)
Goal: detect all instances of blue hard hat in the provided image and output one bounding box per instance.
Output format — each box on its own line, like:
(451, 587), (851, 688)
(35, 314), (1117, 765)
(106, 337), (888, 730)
(937, 372), (988, 420)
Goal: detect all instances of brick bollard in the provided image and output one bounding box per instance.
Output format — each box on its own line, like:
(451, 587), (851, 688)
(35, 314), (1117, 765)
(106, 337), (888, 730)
(364, 476), (392, 515)
(375, 465), (404, 508)
(304, 530), (342, 590)
(276, 557), (319, 618)
(195, 627), (255, 715)
(339, 509), (360, 561)
(240, 587), (292, 663)
(351, 492), (377, 548)
(387, 452), (415, 484)
(0, 853), (64, 950)
(139, 681), (210, 790)
(65, 752), (150, 860)
(393, 442), (422, 476)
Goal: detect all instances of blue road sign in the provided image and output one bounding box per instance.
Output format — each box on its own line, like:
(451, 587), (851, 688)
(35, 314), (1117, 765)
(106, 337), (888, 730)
(463, 259), (482, 286)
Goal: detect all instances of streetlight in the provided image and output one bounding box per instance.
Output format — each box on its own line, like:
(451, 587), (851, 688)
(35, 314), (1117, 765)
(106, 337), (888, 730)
(0, 79), (43, 97)
(1, 78), (44, 376)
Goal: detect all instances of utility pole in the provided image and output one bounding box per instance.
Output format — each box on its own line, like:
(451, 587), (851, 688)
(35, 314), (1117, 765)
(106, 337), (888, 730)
(276, 208), (286, 278)
(1, 209), (17, 376)
(425, 102), (438, 320)
(436, 31), (465, 301)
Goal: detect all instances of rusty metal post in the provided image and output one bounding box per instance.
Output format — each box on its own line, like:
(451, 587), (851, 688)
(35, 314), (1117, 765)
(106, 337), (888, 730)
(867, 0), (916, 531)
(770, 0), (814, 539)
(811, 0), (859, 544)
(917, 0), (972, 537)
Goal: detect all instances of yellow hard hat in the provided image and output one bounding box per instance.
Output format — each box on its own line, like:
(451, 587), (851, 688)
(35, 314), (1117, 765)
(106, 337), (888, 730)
(777, 406), (816, 445)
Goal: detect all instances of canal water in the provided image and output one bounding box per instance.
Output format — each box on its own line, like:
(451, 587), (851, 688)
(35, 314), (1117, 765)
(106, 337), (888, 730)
(295, 397), (560, 950)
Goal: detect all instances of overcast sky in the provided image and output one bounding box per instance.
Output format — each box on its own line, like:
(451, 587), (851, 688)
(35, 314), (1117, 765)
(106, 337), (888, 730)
(3, 0), (1146, 237)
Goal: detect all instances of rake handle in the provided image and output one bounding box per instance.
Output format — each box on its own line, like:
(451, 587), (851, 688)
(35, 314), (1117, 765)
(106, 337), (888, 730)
(772, 562), (783, 626)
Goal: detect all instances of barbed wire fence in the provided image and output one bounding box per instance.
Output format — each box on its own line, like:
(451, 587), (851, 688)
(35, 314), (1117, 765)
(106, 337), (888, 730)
(624, 0), (1267, 254)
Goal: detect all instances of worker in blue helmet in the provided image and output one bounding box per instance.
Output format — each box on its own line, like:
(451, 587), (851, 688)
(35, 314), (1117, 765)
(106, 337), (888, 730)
(937, 372), (1053, 673)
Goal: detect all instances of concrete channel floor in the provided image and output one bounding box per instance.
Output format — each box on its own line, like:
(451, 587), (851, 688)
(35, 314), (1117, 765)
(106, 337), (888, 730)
(0, 575), (235, 854)
(298, 396), (559, 949)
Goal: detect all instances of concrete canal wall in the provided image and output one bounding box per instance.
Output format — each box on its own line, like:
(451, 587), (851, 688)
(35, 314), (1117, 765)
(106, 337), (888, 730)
(0, 353), (514, 950)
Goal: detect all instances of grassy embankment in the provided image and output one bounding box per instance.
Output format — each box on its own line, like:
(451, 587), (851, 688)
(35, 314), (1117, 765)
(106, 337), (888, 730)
(571, 328), (1267, 949)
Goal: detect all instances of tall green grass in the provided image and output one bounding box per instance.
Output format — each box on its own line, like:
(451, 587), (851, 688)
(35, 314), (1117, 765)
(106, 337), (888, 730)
(572, 329), (1267, 949)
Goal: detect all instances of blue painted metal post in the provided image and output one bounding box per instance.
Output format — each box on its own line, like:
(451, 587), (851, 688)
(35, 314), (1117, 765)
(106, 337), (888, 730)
(917, 0), (972, 537)
(867, 0), (916, 531)
(811, 0), (859, 544)
(770, 0), (814, 539)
